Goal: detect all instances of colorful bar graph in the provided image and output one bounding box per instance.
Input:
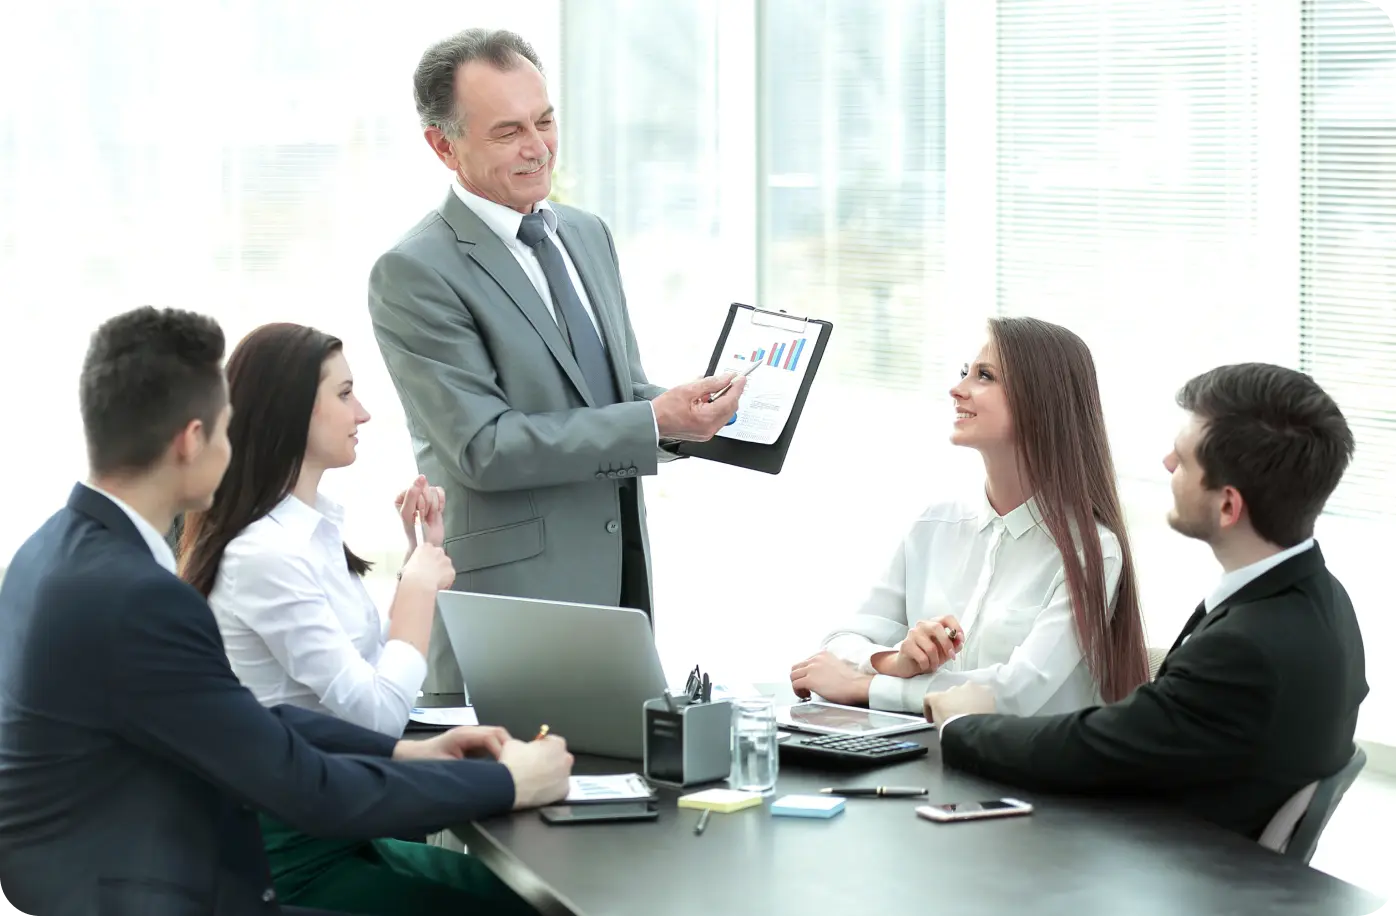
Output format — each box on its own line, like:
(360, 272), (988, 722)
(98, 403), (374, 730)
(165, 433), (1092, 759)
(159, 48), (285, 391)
(739, 339), (808, 372)
(785, 337), (807, 371)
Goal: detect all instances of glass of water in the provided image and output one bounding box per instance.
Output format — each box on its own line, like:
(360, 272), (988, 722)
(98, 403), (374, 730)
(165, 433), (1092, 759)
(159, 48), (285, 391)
(729, 697), (779, 795)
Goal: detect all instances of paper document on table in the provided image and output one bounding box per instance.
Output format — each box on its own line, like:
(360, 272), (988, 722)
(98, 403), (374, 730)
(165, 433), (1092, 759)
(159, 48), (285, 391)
(566, 774), (656, 804)
(408, 706), (478, 727)
(711, 681), (762, 701)
(713, 308), (813, 445)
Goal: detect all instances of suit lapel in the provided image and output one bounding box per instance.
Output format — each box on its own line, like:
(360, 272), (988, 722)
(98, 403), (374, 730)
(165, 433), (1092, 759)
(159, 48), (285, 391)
(1166, 603), (1208, 655)
(1157, 545), (1328, 676)
(554, 210), (631, 395)
(438, 193), (595, 407)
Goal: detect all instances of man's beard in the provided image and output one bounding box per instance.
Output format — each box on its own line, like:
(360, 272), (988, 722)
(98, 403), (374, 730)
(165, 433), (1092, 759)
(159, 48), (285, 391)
(1167, 505), (1217, 542)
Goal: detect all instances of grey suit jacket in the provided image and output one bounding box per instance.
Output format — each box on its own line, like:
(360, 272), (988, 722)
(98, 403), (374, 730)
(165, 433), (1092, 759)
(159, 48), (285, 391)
(368, 191), (668, 692)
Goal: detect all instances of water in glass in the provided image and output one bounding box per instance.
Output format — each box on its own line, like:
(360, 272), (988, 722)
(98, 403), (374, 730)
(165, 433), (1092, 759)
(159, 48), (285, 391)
(729, 697), (779, 794)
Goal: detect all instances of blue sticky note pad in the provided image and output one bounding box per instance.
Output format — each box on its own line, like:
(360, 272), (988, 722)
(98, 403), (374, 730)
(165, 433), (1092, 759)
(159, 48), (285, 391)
(771, 794), (846, 819)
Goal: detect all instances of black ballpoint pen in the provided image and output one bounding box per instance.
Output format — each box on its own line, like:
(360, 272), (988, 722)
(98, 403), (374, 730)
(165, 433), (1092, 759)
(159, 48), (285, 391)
(819, 787), (927, 798)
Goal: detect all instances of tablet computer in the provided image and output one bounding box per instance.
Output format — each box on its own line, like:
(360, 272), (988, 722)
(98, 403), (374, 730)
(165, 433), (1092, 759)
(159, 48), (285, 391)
(776, 701), (934, 737)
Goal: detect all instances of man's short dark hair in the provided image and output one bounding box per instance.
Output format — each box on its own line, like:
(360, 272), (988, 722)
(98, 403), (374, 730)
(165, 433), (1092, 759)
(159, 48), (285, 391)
(413, 28), (543, 137)
(80, 307), (226, 476)
(1177, 363), (1354, 547)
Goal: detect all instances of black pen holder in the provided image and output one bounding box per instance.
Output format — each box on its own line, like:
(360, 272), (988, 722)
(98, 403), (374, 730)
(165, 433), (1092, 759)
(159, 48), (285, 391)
(642, 698), (732, 788)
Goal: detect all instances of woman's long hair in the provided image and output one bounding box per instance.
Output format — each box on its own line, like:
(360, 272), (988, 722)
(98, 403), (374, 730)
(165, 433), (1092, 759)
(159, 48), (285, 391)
(180, 323), (370, 597)
(990, 316), (1149, 702)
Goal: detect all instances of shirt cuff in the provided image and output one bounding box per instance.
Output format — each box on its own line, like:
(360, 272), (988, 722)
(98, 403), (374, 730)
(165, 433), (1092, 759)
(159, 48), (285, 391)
(937, 713), (970, 741)
(649, 402), (660, 446)
(868, 673), (918, 713)
(379, 639), (429, 703)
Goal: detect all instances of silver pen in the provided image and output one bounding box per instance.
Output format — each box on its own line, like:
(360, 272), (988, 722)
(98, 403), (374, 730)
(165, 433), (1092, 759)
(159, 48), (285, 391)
(708, 359), (763, 402)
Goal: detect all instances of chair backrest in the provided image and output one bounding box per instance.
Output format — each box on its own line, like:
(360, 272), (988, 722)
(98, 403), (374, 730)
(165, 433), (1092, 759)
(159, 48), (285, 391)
(1259, 745), (1366, 863)
(1146, 647), (1167, 680)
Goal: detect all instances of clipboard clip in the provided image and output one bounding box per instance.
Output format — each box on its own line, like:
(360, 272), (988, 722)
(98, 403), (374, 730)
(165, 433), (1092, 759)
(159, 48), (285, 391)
(746, 304), (810, 334)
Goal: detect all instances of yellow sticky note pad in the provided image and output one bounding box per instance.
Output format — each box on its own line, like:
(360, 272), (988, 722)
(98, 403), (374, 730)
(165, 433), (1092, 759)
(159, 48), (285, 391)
(677, 789), (764, 813)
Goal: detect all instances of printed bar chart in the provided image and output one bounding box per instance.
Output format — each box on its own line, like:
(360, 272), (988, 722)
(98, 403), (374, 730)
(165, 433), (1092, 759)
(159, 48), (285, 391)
(736, 337), (807, 372)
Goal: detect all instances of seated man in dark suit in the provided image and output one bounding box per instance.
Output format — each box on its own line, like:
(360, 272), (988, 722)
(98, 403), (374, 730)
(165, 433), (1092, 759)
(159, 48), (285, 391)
(0, 307), (573, 916)
(925, 362), (1367, 841)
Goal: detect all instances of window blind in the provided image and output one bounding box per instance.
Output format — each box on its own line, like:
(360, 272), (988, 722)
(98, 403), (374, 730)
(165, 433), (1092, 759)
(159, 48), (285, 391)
(0, 1), (558, 564)
(761, 0), (947, 391)
(996, 0), (1264, 480)
(1300, 0), (1396, 519)
(559, 0), (724, 375)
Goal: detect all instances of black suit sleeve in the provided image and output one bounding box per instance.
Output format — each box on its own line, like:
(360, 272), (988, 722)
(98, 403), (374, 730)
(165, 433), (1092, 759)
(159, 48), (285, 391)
(108, 578), (515, 838)
(269, 703), (397, 757)
(941, 629), (1278, 792)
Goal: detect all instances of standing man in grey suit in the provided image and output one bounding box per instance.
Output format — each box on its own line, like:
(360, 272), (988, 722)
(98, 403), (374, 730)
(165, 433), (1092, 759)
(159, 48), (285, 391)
(369, 29), (745, 693)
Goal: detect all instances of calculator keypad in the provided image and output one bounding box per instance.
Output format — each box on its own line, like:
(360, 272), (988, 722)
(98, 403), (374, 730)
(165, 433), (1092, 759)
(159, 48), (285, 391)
(780, 733), (928, 766)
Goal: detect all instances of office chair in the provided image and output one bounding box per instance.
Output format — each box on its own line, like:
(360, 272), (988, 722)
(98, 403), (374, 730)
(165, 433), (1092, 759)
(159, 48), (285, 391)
(1146, 647), (1167, 680)
(1258, 744), (1367, 863)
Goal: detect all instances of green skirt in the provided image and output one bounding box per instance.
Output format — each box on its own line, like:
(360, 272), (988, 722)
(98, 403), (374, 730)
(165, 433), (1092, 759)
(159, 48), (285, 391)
(258, 813), (536, 915)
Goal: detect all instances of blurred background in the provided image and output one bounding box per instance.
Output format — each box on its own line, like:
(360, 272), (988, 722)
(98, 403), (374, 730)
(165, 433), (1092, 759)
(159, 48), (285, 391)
(1, 0), (1393, 753)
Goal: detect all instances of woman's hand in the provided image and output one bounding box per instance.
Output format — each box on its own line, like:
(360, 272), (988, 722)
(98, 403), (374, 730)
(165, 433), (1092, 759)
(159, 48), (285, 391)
(872, 616), (965, 678)
(398, 542), (457, 595)
(789, 651), (873, 705)
(395, 475), (446, 559)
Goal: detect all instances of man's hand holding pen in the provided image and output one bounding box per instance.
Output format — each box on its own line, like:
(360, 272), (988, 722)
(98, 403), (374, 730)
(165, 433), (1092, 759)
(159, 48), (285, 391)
(500, 730), (574, 811)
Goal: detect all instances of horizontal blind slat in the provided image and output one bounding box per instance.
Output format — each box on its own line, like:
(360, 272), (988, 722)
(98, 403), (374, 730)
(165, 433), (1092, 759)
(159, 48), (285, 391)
(1300, 0), (1396, 519)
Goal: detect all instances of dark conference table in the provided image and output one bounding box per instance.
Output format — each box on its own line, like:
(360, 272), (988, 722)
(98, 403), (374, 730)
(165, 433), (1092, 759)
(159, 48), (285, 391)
(446, 704), (1384, 916)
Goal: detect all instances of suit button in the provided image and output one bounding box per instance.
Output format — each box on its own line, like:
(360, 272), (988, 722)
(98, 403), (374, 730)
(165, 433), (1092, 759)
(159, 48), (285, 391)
(262, 888), (276, 903)
(595, 472), (606, 480)
(605, 520), (619, 534)
(607, 471), (619, 479)
(624, 468), (637, 477)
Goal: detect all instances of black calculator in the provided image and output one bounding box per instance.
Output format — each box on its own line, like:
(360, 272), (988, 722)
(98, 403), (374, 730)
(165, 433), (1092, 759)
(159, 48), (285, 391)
(777, 732), (929, 768)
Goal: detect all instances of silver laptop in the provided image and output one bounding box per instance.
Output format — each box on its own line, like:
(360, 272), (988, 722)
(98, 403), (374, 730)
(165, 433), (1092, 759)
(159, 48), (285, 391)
(436, 590), (668, 759)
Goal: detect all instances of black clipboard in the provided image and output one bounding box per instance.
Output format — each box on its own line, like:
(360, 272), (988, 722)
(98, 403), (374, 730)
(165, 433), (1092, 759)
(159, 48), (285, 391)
(676, 303), (833, 475)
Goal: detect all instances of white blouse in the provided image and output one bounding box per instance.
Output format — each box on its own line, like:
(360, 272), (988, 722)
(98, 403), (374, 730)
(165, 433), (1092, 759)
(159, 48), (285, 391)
(209, 494), (426, 736)
(823, 496), (1121, 716)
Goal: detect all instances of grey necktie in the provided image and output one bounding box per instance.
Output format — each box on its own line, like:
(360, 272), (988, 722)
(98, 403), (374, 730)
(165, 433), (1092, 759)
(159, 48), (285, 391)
(517, 213), (621, 406)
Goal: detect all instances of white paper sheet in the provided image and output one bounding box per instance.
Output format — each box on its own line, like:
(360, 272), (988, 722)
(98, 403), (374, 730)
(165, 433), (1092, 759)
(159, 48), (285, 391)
(713, 309), (814, 445)
(566, 774), (655, 803)
(407, 706), (479, 728)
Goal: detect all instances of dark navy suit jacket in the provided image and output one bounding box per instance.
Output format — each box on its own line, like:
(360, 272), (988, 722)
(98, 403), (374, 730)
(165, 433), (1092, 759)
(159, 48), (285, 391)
(0, 485), (515, 915)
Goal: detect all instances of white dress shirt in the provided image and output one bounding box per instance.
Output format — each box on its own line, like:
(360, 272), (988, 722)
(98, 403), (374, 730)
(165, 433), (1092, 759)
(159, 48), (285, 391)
(940, 535), (1320, 738)
(451, 181), (604, 339)
(451, 181), (659, 442)
(80, 481), (177, 573)
(209, 494), (427, 736)
(1204, 538), (1316, 612)
(824, 496), (1122, 716)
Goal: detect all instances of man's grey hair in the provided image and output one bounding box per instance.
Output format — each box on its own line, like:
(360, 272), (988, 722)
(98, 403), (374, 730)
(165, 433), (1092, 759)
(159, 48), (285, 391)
(414, 28), (544, 138)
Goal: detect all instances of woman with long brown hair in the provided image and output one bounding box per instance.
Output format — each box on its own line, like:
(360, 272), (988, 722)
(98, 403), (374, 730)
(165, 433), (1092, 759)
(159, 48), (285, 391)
(180, 322), (535, 915)
(791, 317), (1149, 714)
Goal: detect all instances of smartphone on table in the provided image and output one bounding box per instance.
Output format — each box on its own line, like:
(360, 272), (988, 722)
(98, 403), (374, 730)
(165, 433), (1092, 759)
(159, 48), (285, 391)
(915, 798), (1034, 823)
